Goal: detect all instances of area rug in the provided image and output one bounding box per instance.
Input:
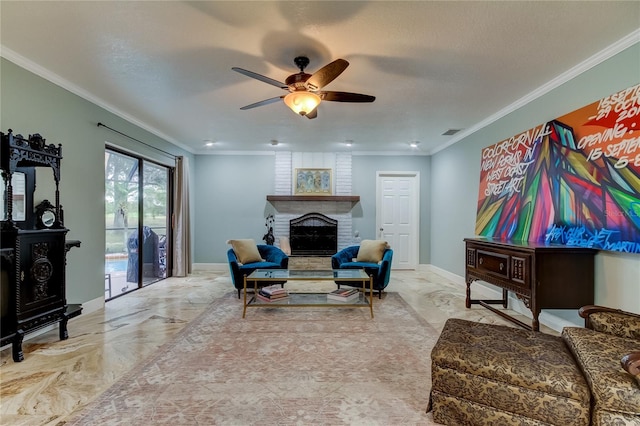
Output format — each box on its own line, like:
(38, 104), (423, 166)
(65, 292), (438, 425)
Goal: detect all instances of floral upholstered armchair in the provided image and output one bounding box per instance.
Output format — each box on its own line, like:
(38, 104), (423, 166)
(565, 305), (640, 425)
(429, 305), (640, 425)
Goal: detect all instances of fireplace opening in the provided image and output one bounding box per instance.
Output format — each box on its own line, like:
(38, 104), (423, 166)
(289, 213), (338, 256)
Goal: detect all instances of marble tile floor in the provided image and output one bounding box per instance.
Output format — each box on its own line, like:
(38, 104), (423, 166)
(0, 265), (555, 426)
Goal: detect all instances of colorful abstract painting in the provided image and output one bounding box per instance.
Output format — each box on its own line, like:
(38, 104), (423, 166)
(476, 83), (640, 253)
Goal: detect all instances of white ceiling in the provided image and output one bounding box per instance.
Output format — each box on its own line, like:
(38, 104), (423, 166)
(1, 1), (639, 155)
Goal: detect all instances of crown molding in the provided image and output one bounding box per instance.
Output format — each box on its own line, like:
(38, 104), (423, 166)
(197, 150), (430, 156)
(4, 27), (638, 159)
(196, 150), (276, 156)
(0, 45), (195, 155)
(429, 28), (640, 156)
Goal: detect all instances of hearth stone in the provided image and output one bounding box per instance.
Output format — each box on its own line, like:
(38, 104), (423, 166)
(288, 256), (332, 270)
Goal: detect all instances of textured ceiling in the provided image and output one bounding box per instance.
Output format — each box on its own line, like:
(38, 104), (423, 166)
(1, 1), (639, 155)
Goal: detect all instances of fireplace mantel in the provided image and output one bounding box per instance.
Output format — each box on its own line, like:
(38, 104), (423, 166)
(267, 195), (359, 215)
(266, 195), (360, 202)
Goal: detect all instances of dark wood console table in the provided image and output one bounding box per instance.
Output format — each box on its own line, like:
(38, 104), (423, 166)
(464, 237), (597, 331)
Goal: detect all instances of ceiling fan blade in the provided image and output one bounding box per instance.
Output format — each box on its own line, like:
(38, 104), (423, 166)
(239, 96), (284, 110)
(321, 91), (375, 103)
(232, 67), (288, 89)
(305, 59), (349, 91)
(305, 107), (318, 119)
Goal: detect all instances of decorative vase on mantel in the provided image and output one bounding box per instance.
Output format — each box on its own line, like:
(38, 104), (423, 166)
(263, 214), (275, 245)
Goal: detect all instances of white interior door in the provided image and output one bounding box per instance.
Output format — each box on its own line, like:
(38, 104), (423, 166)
(376, 172), (420, 270)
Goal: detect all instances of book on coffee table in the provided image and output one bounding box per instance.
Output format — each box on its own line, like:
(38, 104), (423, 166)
(260, 284), (287, 295)
(327, 288), (360, 302)
(257, 291), (289, 303)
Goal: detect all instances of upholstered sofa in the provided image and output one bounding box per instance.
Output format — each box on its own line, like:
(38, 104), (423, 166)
(227, 243), (288, 298)
(331, 241), (393, 298)
(428, 305), (640, 425)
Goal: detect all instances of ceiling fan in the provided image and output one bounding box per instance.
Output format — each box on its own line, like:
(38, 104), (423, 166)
(232, 56), (375, 119)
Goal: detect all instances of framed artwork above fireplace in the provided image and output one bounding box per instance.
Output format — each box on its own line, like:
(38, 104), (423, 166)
(294, 168), (332, 195)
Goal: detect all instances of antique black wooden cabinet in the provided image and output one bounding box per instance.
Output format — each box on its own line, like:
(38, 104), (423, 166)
(1, 130), (81, 362)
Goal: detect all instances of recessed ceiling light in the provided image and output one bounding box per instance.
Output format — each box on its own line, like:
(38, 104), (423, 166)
(345, 140), (353, 147)
(204, 140), (214, 147)
(410, 141), (420, 148)
(270, 139), (279, 146)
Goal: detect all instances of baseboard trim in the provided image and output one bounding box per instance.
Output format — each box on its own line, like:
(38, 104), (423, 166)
(78, 296), (105, 316)
(426, 264), (465, 286)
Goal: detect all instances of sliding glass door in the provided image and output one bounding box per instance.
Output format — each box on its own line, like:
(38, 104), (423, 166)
(141, 162), (170, 285)
(105, 148), (172, 300)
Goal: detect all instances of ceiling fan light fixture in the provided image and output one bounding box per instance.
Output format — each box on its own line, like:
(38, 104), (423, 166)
(284, 91), (321, 116)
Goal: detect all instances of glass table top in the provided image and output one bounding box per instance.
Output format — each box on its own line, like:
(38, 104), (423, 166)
(247, 269), (369, 280)
(251, 292), (369, 306)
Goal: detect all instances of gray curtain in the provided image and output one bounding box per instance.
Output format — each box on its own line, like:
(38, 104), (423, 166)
(173, 156), (191, 277)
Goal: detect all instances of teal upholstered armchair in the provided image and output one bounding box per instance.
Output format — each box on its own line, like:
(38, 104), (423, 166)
(227, 244), (288, 298)
(331, 242), (393, 298)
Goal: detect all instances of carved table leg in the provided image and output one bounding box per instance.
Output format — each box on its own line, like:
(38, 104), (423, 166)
(59, 315), (69, 340)
(12, 330), (24, 362)
(532, 317), (540, 332)
(465, 278), (472, 308)
(531, 306), (540, 332)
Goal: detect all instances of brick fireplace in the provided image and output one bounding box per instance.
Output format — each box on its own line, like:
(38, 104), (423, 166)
(268, 152), (358, 253)
(266, 195), (359, 254)
(289, 212), (338, 256)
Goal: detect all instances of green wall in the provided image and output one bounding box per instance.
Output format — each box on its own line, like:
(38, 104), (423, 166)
(192, 154), (432, 264)
(429, 43), (640, 313)
(1, 58), (194, 306)
(3, 40), (638, 314)
(193, 154), (275, 263)
(352, 155), (432, 264)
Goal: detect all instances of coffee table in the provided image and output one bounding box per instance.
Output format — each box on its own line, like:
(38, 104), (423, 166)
(243, 269), (374, 318)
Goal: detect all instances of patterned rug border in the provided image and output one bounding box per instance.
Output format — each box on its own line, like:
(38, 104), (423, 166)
(64, 291), (437, 425)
